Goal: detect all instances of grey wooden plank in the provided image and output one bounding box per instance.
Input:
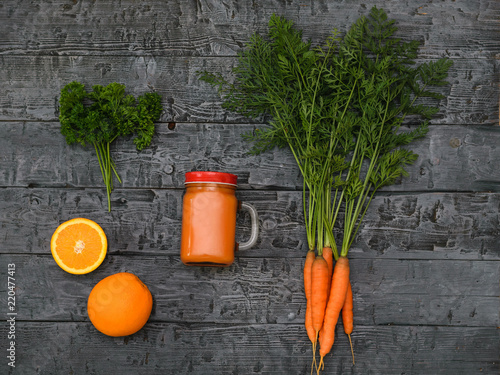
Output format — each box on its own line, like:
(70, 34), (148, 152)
(2, 122), (500, 193)
(1, 187), (499, 260)
(0, 321), (497, 375)
(354, 192), (500, 260)
(1, 0), (498, 58)
(0, 0), (497, 373)
(1, 254), (497, 327)
(0, 56), (498, 124)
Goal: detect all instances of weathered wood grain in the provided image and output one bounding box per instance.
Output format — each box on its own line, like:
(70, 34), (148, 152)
(1, 254), (497, 328)
(1, 187), (499, 260)
(2, 123), (500, 192)
(1, 0), (498, 58)
(0, 0), (498, 373)
(0, 56), (498, 124)
(0, 322), (497, 375)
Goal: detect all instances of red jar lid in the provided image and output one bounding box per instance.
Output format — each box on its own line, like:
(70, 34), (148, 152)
(185, 171), (237, 186)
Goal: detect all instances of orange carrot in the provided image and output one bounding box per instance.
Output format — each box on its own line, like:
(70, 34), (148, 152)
(322, 247), (333, 300)
(316, 247), (333, 361)
(342, 280), (355, 365)
(303, 250), (316, 344)
(318, 256), (350, 370)
(311, 255), (329, 337)
(310, 255), (329, 374)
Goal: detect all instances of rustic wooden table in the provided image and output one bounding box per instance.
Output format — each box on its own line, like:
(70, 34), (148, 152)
(1, 1), (499, 374)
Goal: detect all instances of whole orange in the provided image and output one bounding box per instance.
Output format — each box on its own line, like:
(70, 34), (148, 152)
(87, 272), (153, 337)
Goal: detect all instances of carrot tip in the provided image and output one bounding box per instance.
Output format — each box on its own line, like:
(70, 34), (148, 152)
(316, 357), (324, 375)
(348, 334), (355, 365)
(310, 341), (319, 375)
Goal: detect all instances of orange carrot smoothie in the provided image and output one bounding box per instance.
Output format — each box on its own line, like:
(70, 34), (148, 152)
(180, 172), (239, 266)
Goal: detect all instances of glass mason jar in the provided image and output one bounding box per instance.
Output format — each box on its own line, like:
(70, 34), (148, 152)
(180, 171), (259, 267)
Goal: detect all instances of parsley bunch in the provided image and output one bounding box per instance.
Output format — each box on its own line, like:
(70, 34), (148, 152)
(59, 81), (163, 211)
(199, 7), (452, 258)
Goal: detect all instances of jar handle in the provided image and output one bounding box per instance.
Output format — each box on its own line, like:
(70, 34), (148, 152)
(238, 202), (259, 251)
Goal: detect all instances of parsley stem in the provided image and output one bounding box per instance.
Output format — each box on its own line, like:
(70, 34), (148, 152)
(93, 141), (116, 212)
(94, 142), (105, 190)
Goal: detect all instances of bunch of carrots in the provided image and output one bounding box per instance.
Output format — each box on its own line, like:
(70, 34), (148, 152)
(199, 7), (452, 372)
(304, 247), (353, 371)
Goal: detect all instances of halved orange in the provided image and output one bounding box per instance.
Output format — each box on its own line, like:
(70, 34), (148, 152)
(50, 218), (107, 274)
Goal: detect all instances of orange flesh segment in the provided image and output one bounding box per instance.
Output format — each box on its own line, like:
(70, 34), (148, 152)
(55, 223), (103, 270)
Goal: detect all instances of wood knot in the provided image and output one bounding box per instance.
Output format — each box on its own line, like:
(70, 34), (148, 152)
(449, 137), (461, 148)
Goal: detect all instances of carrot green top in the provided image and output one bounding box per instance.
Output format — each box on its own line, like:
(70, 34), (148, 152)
(199, 6), (452, 257)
